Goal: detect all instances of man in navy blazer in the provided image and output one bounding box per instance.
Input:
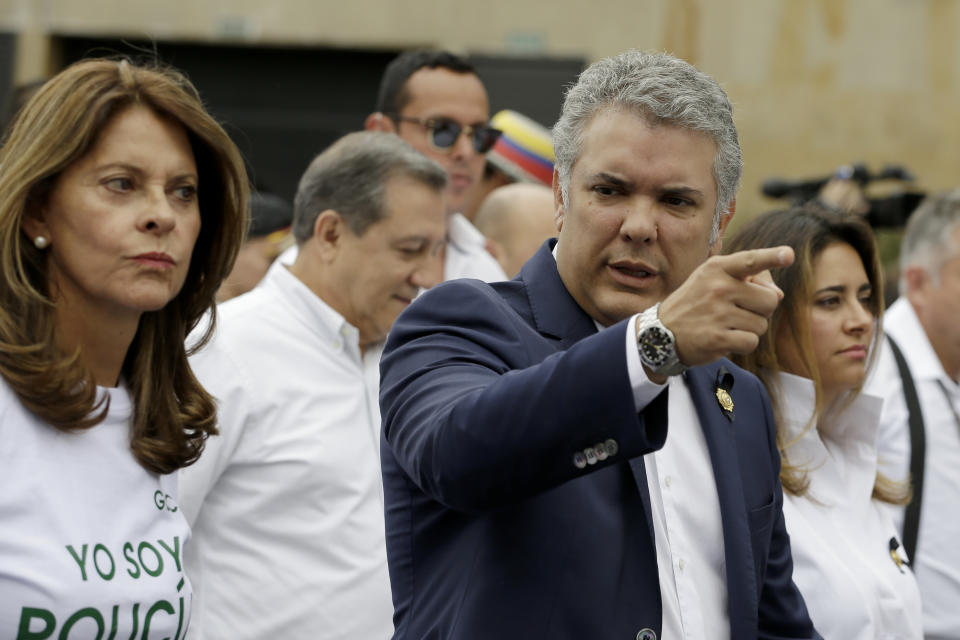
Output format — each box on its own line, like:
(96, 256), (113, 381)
(380, 50), (820, 640)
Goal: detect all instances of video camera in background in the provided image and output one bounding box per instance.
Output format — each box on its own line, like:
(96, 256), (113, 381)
(761, 163), (925, 228)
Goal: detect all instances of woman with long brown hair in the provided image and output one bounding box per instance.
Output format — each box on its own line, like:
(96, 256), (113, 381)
(728, 205), (921, 639)
(0, 58), (247, 637)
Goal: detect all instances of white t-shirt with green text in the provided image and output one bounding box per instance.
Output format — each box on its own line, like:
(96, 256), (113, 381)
(0, 380), (192, 640)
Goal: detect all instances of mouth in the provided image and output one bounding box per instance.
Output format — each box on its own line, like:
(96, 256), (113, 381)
(448, 173), (473, 192)
(131, 252), (176, 269)
(607, 260), (659, 287)
(839, 345), (868, 358)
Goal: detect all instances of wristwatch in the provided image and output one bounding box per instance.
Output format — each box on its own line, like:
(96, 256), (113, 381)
(636, 303), (687, 377)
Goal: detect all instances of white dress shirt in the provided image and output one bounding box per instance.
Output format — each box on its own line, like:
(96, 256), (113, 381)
(179, 260), (393, 640)
(619, 315), (730, 639)
(775, 372), (923, 640)
(444, 212), (508, 282)
(866, 297), (960, 639)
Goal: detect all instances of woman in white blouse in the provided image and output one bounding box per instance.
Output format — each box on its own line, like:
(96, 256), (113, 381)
(728, 205), (922, 639)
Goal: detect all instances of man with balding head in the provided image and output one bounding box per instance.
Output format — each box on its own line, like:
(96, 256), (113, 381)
(474, 182), (557, 278)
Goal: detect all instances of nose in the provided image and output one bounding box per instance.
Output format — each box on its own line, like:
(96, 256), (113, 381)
(410, 249), (445, 290)
(620, 199), (658, 245)
(845, 299), (874, 335)
(138, 188), (177, 235)
(450, 127), (478, 162)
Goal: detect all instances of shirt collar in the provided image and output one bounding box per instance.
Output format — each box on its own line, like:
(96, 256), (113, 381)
(263, 260), (362, 353)
(446, 212), (487, 252)
(774, 371), (882, 446)
(885, 296), (953, 384)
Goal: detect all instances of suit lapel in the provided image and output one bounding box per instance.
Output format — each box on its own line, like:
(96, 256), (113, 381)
(519, 240), (598, 349)
(685, 365), (758, 636)
(520, 240), (660, 547)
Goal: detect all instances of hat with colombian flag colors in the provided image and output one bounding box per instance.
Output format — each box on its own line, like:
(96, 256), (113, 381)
(486, 110), (555, 186)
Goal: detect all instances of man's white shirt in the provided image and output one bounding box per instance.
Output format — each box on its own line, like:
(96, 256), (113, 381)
(179, 260), (393, 640)
(559, 235), (728, 639)
(867, 296), (960, 638)
(621, 316), (730, 640)
(444, 212), (508, 282)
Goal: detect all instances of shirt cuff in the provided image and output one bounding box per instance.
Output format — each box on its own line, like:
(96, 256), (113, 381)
(625, 313), (668, 411)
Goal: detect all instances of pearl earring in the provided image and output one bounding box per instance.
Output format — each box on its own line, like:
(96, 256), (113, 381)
(33, 236), (49, 249)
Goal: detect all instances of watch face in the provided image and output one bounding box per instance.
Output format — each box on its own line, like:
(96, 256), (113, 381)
(640, 326), (672, 366)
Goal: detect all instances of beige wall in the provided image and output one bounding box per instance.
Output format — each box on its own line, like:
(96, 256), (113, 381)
(2, 0), (958, 221)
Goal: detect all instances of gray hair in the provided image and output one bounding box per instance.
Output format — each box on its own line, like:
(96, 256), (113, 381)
(899, 188), (960, 293)
(552, 50), (741, 243)
(292, 131), (447, 242)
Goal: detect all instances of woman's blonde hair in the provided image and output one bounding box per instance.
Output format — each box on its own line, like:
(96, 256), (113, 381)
(0, 57), (248, 473)
(726, 205), (907, 504)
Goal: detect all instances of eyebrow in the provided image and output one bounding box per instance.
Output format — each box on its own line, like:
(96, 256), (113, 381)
(659, 185), (705, 200)
(588, 172), (632, 189)
(426, 115), (489, 127)
(814, 283), (872, 295)
(92, 162), (198, 181)
(587, 172), (705, 199)
(392, 235), (431, 245)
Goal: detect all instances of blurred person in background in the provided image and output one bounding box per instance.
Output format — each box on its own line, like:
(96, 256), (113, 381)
(180, 131), (447, 640)
(460, 108), (555, 222)
(728, 205), (921, 639)
(0, 57), (247, 638)
(474, 182), (556, 278)
(216, 190), (293, 302)
(867, 189), (960, 640)
(366, 49), (507, 282)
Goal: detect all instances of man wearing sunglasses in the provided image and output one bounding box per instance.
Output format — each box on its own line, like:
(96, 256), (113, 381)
(366, 50), (509, 283)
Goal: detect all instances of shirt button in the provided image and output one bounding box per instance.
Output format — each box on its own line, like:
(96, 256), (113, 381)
(664, 475), (672, 489)
(572, 452), (587, 469)
(637, 629), (656, 640)
(678, 558), (686, 572)
(604, 438), (619, 457)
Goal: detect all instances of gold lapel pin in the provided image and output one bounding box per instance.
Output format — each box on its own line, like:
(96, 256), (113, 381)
(716, 387), (734, 412)
(715, 367), (735, 421)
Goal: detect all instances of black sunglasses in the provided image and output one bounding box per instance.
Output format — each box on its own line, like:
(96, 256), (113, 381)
(389, 115), (502, 153)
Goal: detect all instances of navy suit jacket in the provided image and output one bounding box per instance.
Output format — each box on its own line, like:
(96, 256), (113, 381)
(380, 241), (818, 640)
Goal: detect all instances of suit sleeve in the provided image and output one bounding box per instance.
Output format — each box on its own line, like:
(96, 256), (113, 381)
(753, 375), (824, 640)
(379, 279), (668, 513)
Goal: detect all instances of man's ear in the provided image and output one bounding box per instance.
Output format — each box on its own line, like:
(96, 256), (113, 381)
(364, 112), (396, 134)
(310, 210), (347, 262)
(903, 264), (932, 308)
(709, 197), (737, 256)
(552, 167), (565, 233)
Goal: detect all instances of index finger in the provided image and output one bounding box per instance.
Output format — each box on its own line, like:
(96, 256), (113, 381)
(720, 246), (795, 280)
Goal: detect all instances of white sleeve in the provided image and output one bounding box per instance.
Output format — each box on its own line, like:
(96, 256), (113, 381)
(624, 313), (668, 412)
